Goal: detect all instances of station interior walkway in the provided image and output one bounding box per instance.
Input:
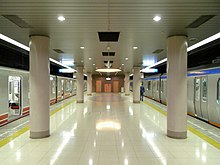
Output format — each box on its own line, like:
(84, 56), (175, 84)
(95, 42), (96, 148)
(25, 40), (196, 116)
(0, 93), (220, 165)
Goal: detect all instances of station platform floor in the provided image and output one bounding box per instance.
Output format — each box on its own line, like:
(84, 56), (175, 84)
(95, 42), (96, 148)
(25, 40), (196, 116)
(0, 93), (220, 165)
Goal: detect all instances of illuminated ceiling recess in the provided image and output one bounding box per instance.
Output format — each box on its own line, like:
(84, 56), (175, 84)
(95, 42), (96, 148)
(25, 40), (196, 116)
(96, 68), (121, 73)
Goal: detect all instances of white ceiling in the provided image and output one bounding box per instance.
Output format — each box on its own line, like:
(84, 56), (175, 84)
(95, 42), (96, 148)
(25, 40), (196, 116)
(0, 0), (220, 75)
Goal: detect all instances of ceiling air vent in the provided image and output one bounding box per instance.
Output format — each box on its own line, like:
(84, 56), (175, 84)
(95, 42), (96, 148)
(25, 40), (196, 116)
(53, 49), (64, 54)
(152, 49), (164, 54)
(98, 32), (120, 42)
(186, 15), (216, 28)
(102, 52), (115, 56)
(2, 15), (32, 28)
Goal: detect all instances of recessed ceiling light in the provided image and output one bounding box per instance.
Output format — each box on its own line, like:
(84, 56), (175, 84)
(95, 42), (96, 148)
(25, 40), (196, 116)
(58, 16), (65, 21)
(89, 58), (92, 60)
(133, 46), (138, 50)
(153, 16), (161, 22)
(125, 58), (128, 60)
(93, 63), (95, 66)
(80, 46), (85, 49)
(122, 63), (124, 66)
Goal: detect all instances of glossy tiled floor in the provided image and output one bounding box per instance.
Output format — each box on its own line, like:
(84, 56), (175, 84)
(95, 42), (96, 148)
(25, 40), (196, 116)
(0, 93), (220, 165)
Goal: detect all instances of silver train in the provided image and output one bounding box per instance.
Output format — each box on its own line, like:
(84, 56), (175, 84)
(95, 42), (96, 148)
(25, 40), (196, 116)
(142, 67), (220, 128)
(0, 66), (85, 126)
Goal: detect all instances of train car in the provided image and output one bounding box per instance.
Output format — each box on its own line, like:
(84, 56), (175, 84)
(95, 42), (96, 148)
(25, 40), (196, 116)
(0, 66), (77, 126)
(143, 67), (220, 127)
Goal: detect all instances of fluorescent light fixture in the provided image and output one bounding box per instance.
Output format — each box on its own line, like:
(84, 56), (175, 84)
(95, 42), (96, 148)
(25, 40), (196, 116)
(0, 33), (30, 51)
(96, 68), (121, 73)
(145, 32), (220, 69)
(125, 58), (128, 60)
(106, 77), (111, 81)
(141, 68), (158, 73)
(89, 58), (92, 60)
(80, 46), (85, 49)
(50, 77), (53, 80)
(153, 16), (161, 22)
(84, 74), (87, 76)
(49, 58), (74, 69)
(59, 68), (76, 73)
(93, 63), (95, 66)
(187, 32), (220, 52)
(129, 74), (133, 76)
(58, 16), (65, 21)
(133, 46), (138, 50)
(122, 63), (124, 66)
(143, 59), (156, 67)
(61, 60), (74, 66)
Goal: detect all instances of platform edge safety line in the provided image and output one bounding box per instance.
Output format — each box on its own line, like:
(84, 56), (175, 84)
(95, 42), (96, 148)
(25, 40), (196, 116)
(0, 99), (76, 148)
(142, 100), (220, 150)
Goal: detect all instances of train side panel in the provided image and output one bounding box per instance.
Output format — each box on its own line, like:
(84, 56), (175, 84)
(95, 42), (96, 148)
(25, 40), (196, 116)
(207, 75), (220, 126)
(0, 72), (9, 125)
(22, 74), (30, 116)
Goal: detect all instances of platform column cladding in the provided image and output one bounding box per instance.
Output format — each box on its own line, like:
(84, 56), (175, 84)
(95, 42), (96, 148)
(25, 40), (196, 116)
(77, 66), (84, 103)
(124, 72), (130, 96)
(167, 36), (188, 139)
(29, 35), (50, 139)
(87, 72), (92, 96)
(133, 67), (140, 103)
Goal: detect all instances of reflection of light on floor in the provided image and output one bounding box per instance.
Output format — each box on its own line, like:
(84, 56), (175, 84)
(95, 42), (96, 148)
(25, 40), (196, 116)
(124, 158), (128, 165)
(89, 158), (93, 165)
(106, 105), (110, 110)
(16, 151), (21, 161)
(83, 107), (88, 117)
(96, 121), (121, 130)
(139, 122), (167, 165)
(129, 106), (133, 116)
(50, 123), (77, 165)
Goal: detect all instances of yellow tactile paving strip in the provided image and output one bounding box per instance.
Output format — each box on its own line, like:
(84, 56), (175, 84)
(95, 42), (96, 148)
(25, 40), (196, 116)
(143, 100), (220, 150)
(0, 99), (76, 148)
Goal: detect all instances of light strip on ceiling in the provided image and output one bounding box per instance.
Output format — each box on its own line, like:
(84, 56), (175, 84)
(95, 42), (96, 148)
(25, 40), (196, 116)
(0, 33), (74, 70)
(0, 33), (30, 51)
(96, 68), (121, 73)
(142, 31), (220, 70)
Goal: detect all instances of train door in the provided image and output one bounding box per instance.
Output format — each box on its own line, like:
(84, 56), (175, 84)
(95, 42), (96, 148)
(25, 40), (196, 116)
(8, 76), (22, 119)
(201, 77), (209, 120)
(194, 78), (202, 117)
(194, 77), (209, 120)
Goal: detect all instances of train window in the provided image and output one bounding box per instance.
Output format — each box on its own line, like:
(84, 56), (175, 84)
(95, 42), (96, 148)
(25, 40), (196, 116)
(195, 78), (200, 101)
(148, 81), (151, 90)
(217, 79), (220, 104)
(52, 81), (56, 94)
(202, 78), (207, 101)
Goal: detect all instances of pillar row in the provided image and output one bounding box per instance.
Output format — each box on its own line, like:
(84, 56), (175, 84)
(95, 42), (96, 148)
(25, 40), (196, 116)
(29, 35), (50, 139)
(87, 72), (92, 96)
(124, 73), (130, 96)
(77, 66), (84, 103)
(133, 67), (140, 103)
(167, 36), (188, 139)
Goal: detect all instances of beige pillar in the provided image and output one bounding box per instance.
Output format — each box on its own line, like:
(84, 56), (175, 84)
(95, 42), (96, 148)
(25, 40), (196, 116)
(124, 73), (130, 96)
(77, 66), (84, 103)
(133, 67), (140, 103)
(29, 36), (50, 139)
(87, 72), (92, 96)
(167, 36), (188, 139)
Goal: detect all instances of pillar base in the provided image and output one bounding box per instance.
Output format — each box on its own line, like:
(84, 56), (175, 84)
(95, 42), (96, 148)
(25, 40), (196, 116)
(30, 130), (50, 139)
(87, 94), (92, 96)
(77, 100), (84, 103)
(167, 130), (187, 139)
(125, 94), (130, 96)
(133, 101), (140, 103)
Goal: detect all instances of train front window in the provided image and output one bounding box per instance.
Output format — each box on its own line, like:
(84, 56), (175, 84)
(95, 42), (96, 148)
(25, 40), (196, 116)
(202, 78), (207, 101)
(148, 81), (151, 90)
(217, 79), (220, 104)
